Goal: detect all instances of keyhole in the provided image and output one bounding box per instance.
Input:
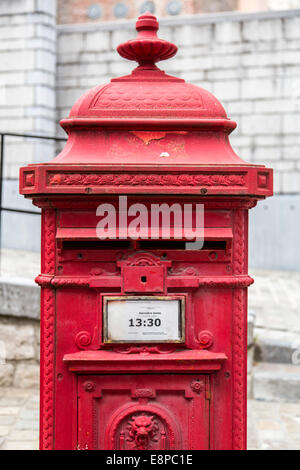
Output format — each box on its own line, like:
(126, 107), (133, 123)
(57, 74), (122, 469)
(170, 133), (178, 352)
(141, 276), (147, 283)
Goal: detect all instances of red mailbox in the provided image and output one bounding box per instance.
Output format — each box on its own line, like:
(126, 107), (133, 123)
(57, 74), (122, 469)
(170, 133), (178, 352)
(20, 13), (273, 450)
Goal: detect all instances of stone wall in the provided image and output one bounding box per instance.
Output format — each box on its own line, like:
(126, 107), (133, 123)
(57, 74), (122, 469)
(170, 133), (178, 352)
(57, 9), (300, 195)
(0, 280), (40, 388)
(0, 0), (57, 251)
(0, 0), (57, 172)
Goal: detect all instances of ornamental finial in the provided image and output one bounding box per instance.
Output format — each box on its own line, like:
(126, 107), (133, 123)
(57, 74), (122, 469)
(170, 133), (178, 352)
(117, 12), (177, 67)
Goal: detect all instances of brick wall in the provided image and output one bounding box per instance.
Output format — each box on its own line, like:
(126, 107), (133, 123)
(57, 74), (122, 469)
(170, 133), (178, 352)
(57, 9), (300, 195)
(57, 0), (238, 25)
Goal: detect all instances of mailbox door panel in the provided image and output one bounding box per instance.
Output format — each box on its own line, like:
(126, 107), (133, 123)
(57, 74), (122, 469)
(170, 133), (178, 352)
(77, 374), (210, 450)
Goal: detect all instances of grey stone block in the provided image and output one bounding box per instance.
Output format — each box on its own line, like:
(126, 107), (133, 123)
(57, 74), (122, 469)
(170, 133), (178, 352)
(13, 363), (39, 389)
(0, 363), (15, 387)
(254, 329), (300, 364)
(0, 280), (39, 320)
(253, 362), (300, 402)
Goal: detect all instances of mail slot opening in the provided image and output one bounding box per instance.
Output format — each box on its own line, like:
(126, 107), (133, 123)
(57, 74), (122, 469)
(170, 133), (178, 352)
(138, 240), (228, 251)
(62, 240), (132, 251)
(187, 240), (227, 251)
(61, 239), (227, 251)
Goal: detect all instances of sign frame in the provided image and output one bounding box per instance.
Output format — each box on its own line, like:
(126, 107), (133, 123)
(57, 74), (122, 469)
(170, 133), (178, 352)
(102, 295), (185, 344)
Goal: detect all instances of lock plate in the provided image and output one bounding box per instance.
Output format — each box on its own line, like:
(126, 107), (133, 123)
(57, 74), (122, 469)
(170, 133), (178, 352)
(122, 266), (164, 293)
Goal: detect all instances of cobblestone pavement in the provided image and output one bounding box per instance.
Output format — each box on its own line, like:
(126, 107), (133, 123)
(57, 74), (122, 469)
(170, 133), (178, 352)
(0, 387), (38, 450)
(248, 399), (300, 450)
(0, 387), (299, 450)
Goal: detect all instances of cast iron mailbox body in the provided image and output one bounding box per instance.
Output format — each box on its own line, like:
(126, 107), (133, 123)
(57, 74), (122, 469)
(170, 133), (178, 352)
(20, 14), (273, 450)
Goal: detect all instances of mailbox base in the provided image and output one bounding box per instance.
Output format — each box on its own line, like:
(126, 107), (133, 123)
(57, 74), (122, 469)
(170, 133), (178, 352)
(63, 349), (226, 450)
(77, 374), (210, 450)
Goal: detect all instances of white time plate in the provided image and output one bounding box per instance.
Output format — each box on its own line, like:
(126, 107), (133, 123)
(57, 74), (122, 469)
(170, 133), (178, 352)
(103, 296), (184, 343)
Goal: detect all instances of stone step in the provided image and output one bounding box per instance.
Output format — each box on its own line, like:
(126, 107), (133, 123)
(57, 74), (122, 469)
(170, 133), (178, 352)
(254, 328), (300, 364)
(253, 362), (300, 403)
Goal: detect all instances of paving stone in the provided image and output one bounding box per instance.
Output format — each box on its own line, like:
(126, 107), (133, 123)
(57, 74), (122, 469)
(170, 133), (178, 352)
(0, 427), (10, 437)
(15, 419), (38, 430)
(248, 399), (300, 450)
(2, 440), (38, 450)
(8, 430), (39, 441)
(0, 407), (21, 416)
(0, 416), (15, 425)
(0, 396), (29, 406)
(19, 408), (39, 420)
(256, 420), (282, 431)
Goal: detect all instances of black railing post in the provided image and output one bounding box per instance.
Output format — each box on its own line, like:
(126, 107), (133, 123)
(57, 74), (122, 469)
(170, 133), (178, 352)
(0, 133), (4, 276)
(0, 132), (67, 277)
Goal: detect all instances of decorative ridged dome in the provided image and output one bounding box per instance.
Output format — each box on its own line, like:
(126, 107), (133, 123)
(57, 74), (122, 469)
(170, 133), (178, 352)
(20, 12), (273, 200)
(62, 12), (233, 132)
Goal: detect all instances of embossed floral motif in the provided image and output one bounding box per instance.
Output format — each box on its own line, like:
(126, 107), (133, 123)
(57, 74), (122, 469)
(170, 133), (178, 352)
(190, 379), (205, 395)
(132, 389), (155, 399)
(114, 345), (176, 355)
(48, 173), (246, 187)
(120, 252), (161, 267)
(91, 83), (204, 110)
(83, 381), (96, 393)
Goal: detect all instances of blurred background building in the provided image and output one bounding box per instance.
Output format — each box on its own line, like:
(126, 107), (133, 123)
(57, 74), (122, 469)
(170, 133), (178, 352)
(57, 0), (300, 24)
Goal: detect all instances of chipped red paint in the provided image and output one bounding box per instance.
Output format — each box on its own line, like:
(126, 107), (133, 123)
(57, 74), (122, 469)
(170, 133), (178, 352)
(130, 131), (167, 144)
(19, 12), (272, 450)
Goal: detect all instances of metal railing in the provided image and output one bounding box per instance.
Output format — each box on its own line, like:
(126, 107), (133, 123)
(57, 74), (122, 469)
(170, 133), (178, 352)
(0, 132), (67, 274)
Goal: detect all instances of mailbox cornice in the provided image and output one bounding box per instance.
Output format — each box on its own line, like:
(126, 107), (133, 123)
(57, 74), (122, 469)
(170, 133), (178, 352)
(20, 164), (273, 198)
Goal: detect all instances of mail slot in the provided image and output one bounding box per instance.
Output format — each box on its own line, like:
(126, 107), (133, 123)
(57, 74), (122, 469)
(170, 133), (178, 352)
(20, 13), (273, 450)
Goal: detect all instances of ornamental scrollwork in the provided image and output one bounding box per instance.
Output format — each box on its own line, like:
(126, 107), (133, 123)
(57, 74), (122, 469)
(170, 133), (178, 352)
(168, 266), (199, 276)
(75, 331), (92, 350)
(197, 331), (214, 350)
(47, 172), (246, 187)
(114, 345), (176, 355)
(132, 389), (155, 399)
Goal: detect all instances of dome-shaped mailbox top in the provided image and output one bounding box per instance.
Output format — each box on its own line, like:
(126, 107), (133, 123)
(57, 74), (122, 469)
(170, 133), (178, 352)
(20, 13), (273, 201)
(61, 12), (234, 132)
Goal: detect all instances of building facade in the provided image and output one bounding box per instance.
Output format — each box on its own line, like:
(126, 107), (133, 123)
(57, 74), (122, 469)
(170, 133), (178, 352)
(57, 0), (300, 24)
